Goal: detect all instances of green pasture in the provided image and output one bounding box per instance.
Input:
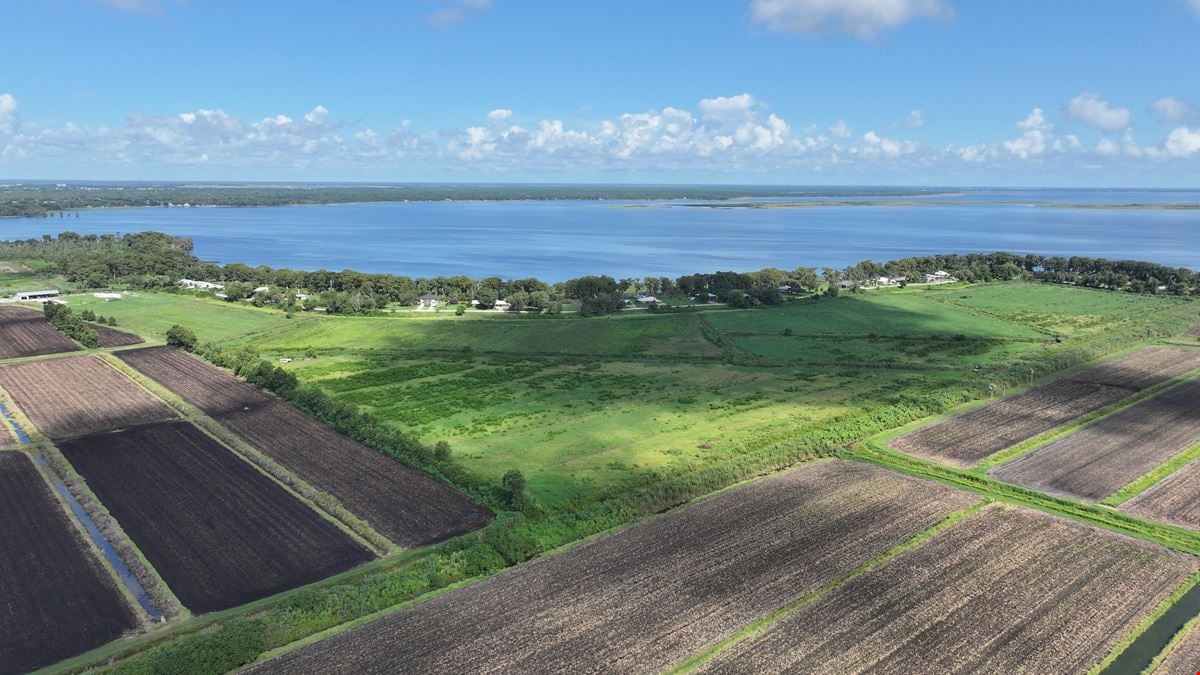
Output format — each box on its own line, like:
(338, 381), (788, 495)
(924, 282), (1183, 337)
(703, 291), (1043, 339)
(246, 312), (720, 358)
(62, 292), (299, 344)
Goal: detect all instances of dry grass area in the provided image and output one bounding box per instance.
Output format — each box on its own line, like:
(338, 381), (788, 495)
(890, 347), (1200, 467)
(1185, 325), (1200, 337)
(1125, 458), (1200, 529)
(1153, 619), (1200, 674)
(700, 506), (1197, 675)
(992, 378), (1200, 501)
(0, 305), (79, 359)
(117, 347), (490, 548)
(0, 355), (175, 439)
(248, 460), (978, 674)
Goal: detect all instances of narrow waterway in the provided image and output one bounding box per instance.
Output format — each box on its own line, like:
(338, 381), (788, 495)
(1102, 582), (1200, 674)
(1, 400), (164, 619)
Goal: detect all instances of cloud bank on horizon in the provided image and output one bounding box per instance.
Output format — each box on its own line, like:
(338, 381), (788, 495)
(3, 0), (1199, 184)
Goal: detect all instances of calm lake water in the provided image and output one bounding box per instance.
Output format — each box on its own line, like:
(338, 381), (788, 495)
(4, 189), (1199, 280)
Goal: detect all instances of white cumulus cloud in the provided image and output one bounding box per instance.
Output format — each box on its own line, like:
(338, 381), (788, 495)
(903, 109), (925, 128)
(750, 0), (954, 39)
(1164, 127), (1200, 157)
(0, 93), (19, 135)
(1150, 97), (1196, 123)
(1004, 108), (1052, 159)
(1065, 92), (1130, 132)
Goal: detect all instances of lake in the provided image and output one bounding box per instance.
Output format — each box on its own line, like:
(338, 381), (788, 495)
(3, 188), (1199, 280)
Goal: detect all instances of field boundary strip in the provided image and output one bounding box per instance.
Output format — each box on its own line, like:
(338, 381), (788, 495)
(975, 365), (1200, 473)
(1102, 438), (1200, 507)
(1089, 572), (1200, 675)
(851, 445), (1200, 555)
(668, 499), (989, 674)
(867, 338), (1161, 452)
(97, 352), (393, 556)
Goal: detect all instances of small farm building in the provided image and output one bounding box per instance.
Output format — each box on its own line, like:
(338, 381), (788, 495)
(13, 289), (60, 301)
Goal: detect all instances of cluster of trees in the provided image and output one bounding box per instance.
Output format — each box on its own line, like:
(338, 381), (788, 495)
(78, 309), (118, 326)
(830, 252), (1198, 296)
(42, 303), (98, 347)
(5, 234), (1196, 323)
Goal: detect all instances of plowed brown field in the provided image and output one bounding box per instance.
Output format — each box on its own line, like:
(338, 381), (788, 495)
(0, 452), (138, 672)
(248, 460), (978, 674)
(59, 421), (374, 613)
(700, 506), (1197, 675)
(0, 305), (79, 359)
(116, 347), (490, 548)
(0, 356), (175, 439)
(1124, 458), (1200, 529)
(94, 324), (144, 348)
(890, 347), (1200, 467)
(992, 378), (1200, 501)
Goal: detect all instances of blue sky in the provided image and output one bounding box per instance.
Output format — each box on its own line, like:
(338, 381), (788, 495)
(2, 0), (1199, 186)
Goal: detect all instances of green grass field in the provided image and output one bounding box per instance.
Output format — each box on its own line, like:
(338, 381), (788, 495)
(923, 282), (1184, 337)
(703, 291), (1044, 339)
(244, 311), (720, 358)
(229, 283), (1180, 506)
(64, 292), (300, 343)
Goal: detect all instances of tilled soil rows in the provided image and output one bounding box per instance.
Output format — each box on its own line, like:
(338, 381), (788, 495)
(0, 305), (79, 359)
(117, 346), (491, 548)
(991, 377), (1200, 501)
(59, 421), (375, 613)
(890, 347), (1200, 467)
(700, 505), (1198, 675)
(93, 324), (144, 348)
(1152, 619), (1200, 674)
(0, 452), (138, 672)
(247, 460), (978, 674)
(0, 355), (175, 440)
(1124, 458), (1200, 529)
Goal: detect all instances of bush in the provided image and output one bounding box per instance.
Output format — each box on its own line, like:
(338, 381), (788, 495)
(165, 324), (199, 351)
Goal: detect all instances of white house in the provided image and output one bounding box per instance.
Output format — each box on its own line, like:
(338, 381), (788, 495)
(418, 293), (438, 310)
(924, 271), (955, 283)
(179, 278), (224, 290)
(13, 289), (60, 302)
(636, 295), (659, 303)
(493, 299), (512, 310)
(253, 286), (270, 294)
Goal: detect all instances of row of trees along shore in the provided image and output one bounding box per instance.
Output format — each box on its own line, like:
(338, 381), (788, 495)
(2, 232), (1197, 318)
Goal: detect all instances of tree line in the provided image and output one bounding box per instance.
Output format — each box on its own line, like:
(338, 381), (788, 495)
(3, 233), (1196, 320)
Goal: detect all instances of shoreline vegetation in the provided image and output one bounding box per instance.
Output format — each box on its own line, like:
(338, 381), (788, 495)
(3, 229), (1200, 673)
(3, 183), (1199, 218)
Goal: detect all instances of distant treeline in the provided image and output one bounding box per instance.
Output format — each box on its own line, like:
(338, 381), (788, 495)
(0, 183), (938, 218)
(1, 233), (1196, 317)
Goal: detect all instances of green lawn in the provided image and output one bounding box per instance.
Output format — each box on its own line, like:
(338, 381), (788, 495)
(63, 292), (299, 344)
